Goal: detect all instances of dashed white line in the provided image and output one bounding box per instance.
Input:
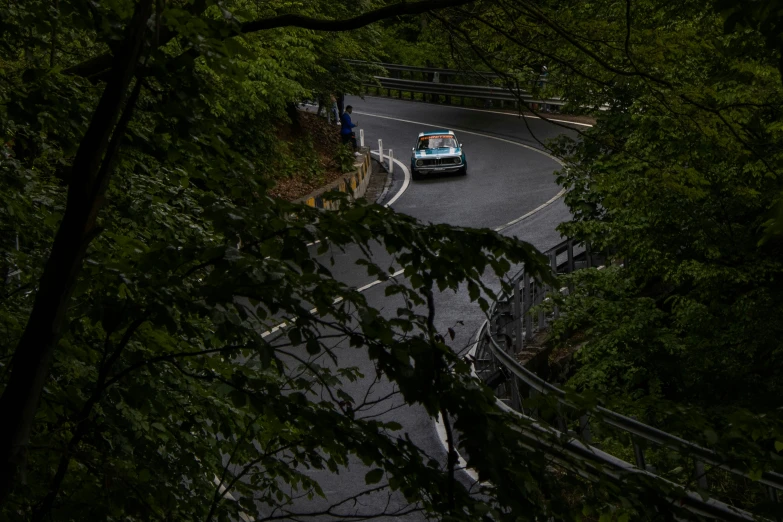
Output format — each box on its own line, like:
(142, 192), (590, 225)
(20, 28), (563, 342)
(358, 268), (405, 291)
(493, 188), (567, 232)
(260, 269), (406, 339)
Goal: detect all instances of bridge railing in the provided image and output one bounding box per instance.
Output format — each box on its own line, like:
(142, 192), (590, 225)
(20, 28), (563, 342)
(473, 238), (783, 520)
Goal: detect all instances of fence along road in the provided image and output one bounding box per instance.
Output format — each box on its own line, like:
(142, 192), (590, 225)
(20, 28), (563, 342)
(472, 239), (783, 520)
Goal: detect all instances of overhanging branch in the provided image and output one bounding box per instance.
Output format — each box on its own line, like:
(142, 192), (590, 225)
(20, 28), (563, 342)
(241, 0), (476, 33)
(68, 0), (477, 80)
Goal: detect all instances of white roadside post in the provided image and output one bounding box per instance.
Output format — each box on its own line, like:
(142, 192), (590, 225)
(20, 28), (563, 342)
(388, 149), (394, 174)
(359, 129), (365, 147)
(378, 139), (384, 162)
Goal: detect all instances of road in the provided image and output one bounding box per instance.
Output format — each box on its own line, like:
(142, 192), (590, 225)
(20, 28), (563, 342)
(274, 96), (582, 519)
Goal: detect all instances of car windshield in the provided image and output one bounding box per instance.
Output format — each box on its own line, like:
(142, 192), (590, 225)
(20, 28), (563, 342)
(417, 135), (458, 150)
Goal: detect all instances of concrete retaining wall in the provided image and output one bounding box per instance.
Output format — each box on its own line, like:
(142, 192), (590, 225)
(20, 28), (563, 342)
(296, 148), (371, 210)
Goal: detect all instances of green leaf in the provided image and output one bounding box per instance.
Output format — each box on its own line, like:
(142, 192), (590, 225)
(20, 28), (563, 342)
(364, 469), (384, 485)
(306, 338), (320, 355)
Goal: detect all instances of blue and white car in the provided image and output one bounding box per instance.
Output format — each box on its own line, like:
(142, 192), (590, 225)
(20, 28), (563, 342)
(410, 130), (467, 179)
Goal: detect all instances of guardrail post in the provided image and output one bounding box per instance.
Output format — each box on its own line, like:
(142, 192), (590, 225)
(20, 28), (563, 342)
(555, 414), (566, 433)
(567, 240), (574, 273)
(528, 387), (539, 419)
(579, 415), (592, 443)
(768, 487), (782, 522)
(388, 149), (394, 174)
(378, 139), (383, 162)
(510, 377), (522, 411)
(549, 253), (559, 320)
(537, 283), (545, 332)
(514, 278), (523, 354)
(494, 305), (508, 347)
(632, 439), (646, 470)
(359, 129), (365, 148)
(523, 272), (533, 342)
(693, 460), (708, 490)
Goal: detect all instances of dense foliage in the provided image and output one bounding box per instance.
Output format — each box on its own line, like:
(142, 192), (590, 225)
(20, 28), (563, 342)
(5, 0), (783, 519)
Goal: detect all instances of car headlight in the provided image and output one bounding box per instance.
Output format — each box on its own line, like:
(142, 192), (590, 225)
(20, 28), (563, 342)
(415, 159), (423, 166)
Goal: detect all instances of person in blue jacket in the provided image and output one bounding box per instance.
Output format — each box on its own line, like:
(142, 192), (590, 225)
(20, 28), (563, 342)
(340, 105), (360, 155)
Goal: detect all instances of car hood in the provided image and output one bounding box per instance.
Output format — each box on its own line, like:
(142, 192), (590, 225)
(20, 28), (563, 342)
(413, 147), (462, 158)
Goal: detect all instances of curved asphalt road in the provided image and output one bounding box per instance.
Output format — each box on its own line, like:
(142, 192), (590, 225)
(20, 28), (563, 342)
(277, 96), (581, 520)
(352, 96), (572, 229)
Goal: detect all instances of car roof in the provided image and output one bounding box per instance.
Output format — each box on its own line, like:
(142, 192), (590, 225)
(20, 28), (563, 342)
(418, 130), (455, 138)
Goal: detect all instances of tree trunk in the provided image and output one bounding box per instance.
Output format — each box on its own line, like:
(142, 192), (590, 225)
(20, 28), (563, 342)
(0, 0), (152, 504)
(337, 93), (345, 116)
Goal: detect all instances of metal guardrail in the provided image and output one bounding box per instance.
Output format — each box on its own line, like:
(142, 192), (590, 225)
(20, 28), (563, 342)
(473, 238), (783, 520)
(481, 330), (762, 522)
(367, 77), (561, 106)
(348, 60), (563, 108)
(346, 59), (502, 78)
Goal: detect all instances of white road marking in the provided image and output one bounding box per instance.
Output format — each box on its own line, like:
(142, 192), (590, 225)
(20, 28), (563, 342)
(360, 95), (595, 127)
(369, 150), (410, 207)
(260, 269), (406, 339)
(358, 268), (405, 291)
(435, 412), (480, 482)
(493, 188), (566, 232)
(303, 148), (407, 248)
(213, 475), (254, 521)
(433, 324), (486, 483)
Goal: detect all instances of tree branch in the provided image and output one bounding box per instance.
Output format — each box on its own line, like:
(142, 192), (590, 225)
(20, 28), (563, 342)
(30, 315), (147, 522)
(68, 0), (477, 80)
(241, 0), (476, 34)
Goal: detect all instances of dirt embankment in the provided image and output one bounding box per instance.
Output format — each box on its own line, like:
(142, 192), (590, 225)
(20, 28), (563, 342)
(268, 111), (348, 201)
